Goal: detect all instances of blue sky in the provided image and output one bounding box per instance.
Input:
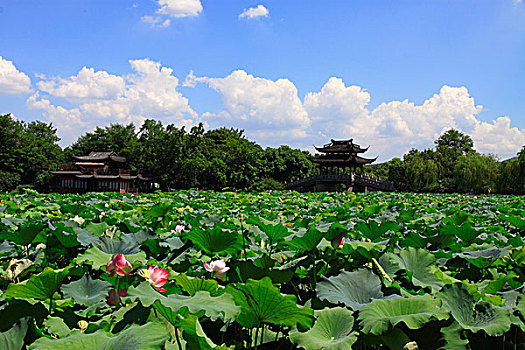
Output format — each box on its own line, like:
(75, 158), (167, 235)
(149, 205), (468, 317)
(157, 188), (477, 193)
(0, 0), (524, 161)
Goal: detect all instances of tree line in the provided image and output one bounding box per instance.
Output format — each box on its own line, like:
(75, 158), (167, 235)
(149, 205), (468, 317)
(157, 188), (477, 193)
(0, 114), (314, 192)
(1, 113), (524, 194)
(366, 129), (525, 194)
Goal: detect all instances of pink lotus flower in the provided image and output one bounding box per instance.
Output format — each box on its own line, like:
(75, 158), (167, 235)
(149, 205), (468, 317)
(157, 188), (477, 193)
(173, 225), (185, 234)
(147, 265), (169, 292)
(331, 233), (345, 250)
(106, 254), (133, 277)
(106, 288), (127, 306)
(203, 259), (230, 279)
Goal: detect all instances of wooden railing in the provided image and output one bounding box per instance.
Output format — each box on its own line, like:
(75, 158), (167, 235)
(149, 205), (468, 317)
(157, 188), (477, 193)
(285, 174), (394, 192)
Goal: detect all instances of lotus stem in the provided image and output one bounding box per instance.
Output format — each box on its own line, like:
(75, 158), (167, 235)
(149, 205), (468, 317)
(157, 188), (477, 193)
(174, 327), (183, 350)
(115, 277), (121, 307)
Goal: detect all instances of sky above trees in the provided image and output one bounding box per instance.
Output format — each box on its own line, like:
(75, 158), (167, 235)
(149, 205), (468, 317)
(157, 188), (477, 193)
(0, 0), (524, 161)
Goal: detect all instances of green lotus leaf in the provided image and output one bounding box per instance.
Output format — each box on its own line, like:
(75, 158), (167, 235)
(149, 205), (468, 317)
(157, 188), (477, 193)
(85, 222), (109, 236)
(517, 295), (525, 318)
(226, 277), (314, 329)
(246, 216), (292, 242)
(61, 276), (112, 306)
(174, 273), (222, 296)
(316, 269), (385, 310)
(4, 267), (69, 301)
(28, 319), (168, 349)
(44, 317), (71, 338)
(290, 307), (358, 350)
(159, 236), (185, 250)
(0, 300), (47, 332)
(346, 241), (386, 259)
(358, 295), (449, 335)
(0, 317), (29, 350)
(95, 236), (141, 255)
(185, 226), (241, 255)
(127, 282), (239, 322)
(441, 222), (478, 242)
(391, 247), (444, 291)
(144, 202), (171, 217)
(355, 220), (400, 241)
(501, 214), (525, 229)
(287, 226), (324, 252)
(163, 290), (240, 322)
(226, 259), (294, 284)
(75, 246), (146, 269)
(439, 321), (469, 350)
(1, 222), (46, 246)
(60, 204), (88, 215)
(438, 283), (512, 336)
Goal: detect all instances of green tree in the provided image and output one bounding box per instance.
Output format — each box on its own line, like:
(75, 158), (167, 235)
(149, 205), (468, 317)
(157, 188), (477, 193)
(65, 123), (138, 160)
(135, 119), (188, 190)
(0, 114), (24, 190)
(403, 149), (439, 192)
(198, 128), (263, 190)
(454, 153), (499, 193)
(262, 146), (314, 187)
(20, 121), (64, 190)
(496, 158), (522, 194)
(434, 129), (474, 192)
(0, 114), (63, 191)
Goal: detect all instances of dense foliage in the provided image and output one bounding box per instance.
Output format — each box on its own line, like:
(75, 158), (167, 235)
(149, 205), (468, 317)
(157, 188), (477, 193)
(2, 113), (525, 194)
(368, 129), (525, 194)
(0, 114), (63, 192)
(0, 189), (523, 349)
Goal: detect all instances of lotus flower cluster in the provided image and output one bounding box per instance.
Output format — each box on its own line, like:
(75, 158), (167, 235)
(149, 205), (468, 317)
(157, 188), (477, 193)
(145, 265), (169, 292)
(203, 259), (230, 279)
(106, 254), (133, 277)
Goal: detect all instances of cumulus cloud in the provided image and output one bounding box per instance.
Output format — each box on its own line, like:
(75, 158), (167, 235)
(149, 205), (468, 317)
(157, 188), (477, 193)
(37, 67), (125, 101)
(0, 56), (32, 94)
(472, 117), (525, 157)
(186, 70), (524, 160)
(141, 0), (202, 27)
(156, 0), (202, 18)
(239, 5), (269, 19)
(20, 56), (524, 160)
(29, 59), (197, 144)
(188, 70), (309, 144)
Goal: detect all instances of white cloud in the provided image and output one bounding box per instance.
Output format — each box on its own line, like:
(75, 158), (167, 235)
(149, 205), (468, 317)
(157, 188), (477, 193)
(239, 5), (269, 19)
(186, 71), (524, 160)
(472, 117), (525, 157)
(189, 70), (309, 144)
(156, 0), (202, 18)
(37, 67), (125, 101)
(29, 59), (197, 145)
(141, 15), (171, 28)
(304, 77), (373, 140)
(0, 56), (31, 94)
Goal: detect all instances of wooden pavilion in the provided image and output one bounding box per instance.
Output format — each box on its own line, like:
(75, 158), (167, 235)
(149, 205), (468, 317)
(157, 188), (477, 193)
(286, 138), (393, 192)
(50, 152), (154, 193)
(311, 139), (376, 175)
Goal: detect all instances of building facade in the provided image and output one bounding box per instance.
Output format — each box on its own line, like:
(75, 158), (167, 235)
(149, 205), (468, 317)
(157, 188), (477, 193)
(50, 152), (154, 193)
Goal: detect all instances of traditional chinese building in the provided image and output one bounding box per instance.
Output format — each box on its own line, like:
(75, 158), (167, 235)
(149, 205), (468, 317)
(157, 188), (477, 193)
(312, 138), (376, 175)
(286, 138), (394, 192)
(50, 152), (154, 193)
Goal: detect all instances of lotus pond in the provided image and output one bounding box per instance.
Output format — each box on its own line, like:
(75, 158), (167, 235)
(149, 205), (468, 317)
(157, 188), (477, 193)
(0, 189), (524, 349)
